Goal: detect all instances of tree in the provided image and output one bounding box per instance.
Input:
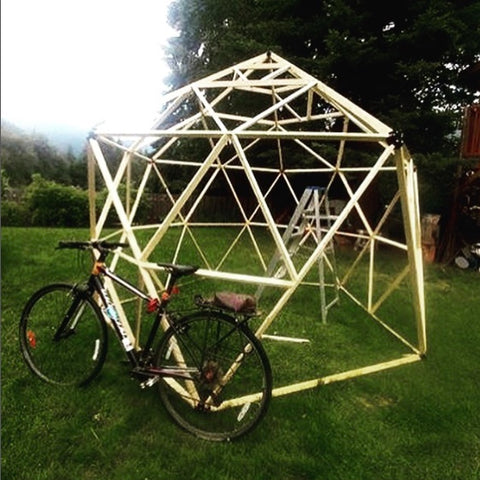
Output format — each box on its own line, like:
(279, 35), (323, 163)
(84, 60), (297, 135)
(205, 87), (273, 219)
(166, 0), (480, 155)
(0, 121), (81, 187)
(164, 0), (480, 254)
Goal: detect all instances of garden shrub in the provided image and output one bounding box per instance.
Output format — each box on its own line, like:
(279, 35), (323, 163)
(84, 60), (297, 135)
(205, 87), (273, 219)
(1, 200), (31, 226)
(25, 174), (89, 227)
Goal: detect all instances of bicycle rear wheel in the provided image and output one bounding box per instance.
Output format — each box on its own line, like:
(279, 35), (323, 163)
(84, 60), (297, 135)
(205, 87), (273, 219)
(155, 311), (272, 441)
(19, 283), (108, 386)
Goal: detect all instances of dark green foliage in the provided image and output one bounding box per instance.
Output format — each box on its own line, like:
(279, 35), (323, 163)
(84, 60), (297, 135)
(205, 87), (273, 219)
(164, 0), (480, 241)
(23, 174), (89, 227)
(1, 200), (31, 226)
(166, 0), (480, 156)
(0, 122), (161, 227)
(415, 153), (458, 214)
(95, 184), (152, 227)
(0, 121), (88, 188)
(1, 168), (10, 199)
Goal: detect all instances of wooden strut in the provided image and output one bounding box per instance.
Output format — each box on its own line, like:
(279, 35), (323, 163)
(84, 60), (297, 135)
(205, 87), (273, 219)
(214, 354), (422, 410)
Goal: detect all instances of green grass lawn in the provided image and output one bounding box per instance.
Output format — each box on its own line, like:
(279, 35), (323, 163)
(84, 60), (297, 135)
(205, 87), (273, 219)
(2, 227), (480, 479)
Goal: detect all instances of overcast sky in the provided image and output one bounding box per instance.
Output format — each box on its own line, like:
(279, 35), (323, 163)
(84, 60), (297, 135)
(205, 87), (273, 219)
(1, 0), (175, 133)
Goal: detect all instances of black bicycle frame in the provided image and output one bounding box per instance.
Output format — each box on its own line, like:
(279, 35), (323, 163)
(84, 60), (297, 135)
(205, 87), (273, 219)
(86, 262), (169, 369)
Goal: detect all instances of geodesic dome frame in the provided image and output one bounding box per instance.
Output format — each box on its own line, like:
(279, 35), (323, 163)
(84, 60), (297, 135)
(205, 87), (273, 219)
(87, 52), (426, 399)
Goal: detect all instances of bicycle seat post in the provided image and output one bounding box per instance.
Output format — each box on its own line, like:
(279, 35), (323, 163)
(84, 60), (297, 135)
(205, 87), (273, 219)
(164, 272), (179, 297)
(158, 263), (199, 298)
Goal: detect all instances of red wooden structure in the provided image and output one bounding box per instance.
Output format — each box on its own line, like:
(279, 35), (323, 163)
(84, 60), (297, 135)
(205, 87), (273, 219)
(461, 104), (480, 158)
(438, 104), (480, 261)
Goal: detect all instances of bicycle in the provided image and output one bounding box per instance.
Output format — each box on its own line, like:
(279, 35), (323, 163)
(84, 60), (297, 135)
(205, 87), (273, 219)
(19, 240), (272, 441)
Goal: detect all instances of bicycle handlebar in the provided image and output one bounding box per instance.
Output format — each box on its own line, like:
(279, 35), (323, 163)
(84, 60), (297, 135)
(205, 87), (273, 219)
(57, 241), (199, 278)
(57, 240), (128, 252)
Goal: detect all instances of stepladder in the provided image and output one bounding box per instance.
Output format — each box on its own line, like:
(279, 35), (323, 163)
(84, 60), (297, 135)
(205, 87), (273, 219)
(257, 186), (340, 323)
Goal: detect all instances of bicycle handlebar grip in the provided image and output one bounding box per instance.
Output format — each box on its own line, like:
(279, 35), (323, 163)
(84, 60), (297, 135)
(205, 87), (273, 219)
(57, 241), (90, 250)
(99, 241), (129, 250)
(57, 241), (128, 251)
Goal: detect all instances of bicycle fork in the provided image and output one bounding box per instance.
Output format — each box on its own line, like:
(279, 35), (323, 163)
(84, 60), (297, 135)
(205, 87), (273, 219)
(52, 286), (104, 362)
(53, 294), (86, 341)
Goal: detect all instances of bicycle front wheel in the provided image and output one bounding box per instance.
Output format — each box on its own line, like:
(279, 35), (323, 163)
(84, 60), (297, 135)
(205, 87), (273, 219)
(19, 283), (108, 386)
(155, 311), (272, 441)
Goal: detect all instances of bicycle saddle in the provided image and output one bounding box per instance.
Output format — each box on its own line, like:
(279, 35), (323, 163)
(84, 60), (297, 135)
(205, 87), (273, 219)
(157, 263), (199, 277)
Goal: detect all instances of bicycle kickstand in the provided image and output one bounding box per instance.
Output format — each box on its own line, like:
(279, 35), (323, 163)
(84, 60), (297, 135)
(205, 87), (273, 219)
(140, 376), (160, 389)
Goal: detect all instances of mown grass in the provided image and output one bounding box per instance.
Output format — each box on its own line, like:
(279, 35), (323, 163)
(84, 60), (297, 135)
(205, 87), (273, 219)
(2, 227), (480, 479)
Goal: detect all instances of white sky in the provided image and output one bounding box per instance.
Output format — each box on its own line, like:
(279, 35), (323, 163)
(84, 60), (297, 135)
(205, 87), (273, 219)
(1, 0), (175, 132)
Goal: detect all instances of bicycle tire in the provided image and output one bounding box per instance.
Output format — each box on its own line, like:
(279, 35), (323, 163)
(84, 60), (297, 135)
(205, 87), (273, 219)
(154, 311), (272, 441)
(19, 283), (108, 386)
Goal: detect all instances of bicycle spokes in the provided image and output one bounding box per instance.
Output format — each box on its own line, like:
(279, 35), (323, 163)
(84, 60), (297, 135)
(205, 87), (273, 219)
(20, 284), (108, 386)
(155, 312), (271, 441)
